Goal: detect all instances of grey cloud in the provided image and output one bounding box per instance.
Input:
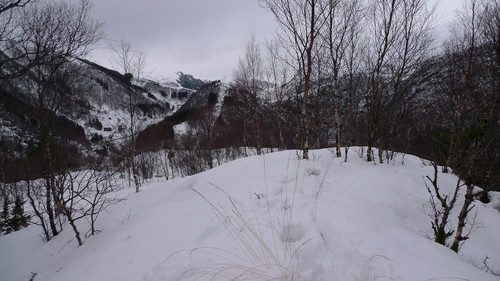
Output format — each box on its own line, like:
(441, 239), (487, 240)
(86, 0), (459, 81)
(88, 0), (277, 80)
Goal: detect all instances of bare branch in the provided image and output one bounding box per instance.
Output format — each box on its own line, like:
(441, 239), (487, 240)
(0, 0), (31, 15)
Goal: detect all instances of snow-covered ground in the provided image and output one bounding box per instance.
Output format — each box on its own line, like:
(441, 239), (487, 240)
(1, 148), (499, 281)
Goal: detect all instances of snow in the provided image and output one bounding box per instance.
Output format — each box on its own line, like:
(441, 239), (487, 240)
(174, 122), (189, 136)
(72, 71), (194, 144)
(213, 82), (229, 118)
(1, 148), (499, 281)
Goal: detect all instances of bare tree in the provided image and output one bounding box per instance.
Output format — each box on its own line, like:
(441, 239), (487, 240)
(264, 38), (291, 149)
(111, 39), (147, 80)
(260, 0), (328, 159)
(111, 39), (148, 192)
(423, 162), (461, 246)
(174, 106), (220, 175)
(0, 1), (32, 69)
(323, 0), (363, 157)
(420, 0), (499, 253)
(14, 0), (102, 240)
(1, 0), (101, 79)
(341, 11), (366, 162)
(234, 34), (264, 155)
(363, 0), (435, 162)
(443, 0), (499, 252)
(310, 46), (329, 149)
(195, 107), (219, 169)
(0, 0), (31, 48)
(55, 156), (121, 246)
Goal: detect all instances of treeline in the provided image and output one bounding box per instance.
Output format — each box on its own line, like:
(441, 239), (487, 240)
(245, 0), (499, 196)
(140, 0), (498, 192)
(222, 0), (499, 253)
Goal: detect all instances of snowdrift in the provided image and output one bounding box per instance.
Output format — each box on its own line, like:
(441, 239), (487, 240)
(1, 148), (499, 281)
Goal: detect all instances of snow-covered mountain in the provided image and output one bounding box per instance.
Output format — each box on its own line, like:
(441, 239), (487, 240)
(0, 58), (199, 155)
(135, 80), (231, 150)
(1, 148), (499, 281)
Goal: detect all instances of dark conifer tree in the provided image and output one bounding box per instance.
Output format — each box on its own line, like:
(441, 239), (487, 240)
(9, 196), (29, 231)
(1, 196), (10, 234)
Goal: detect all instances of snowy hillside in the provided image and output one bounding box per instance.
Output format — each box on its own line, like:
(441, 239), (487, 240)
(1, 148), (499, 281)
(0, 58), (197, 150)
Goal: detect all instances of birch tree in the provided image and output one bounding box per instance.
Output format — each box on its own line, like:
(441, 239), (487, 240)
(259, 0), (327, 159)
(16, 0), (102, 239)
(363, 0), (435, 162)
(234, 34), (264, 155)
(264, 38), (291, 149)
(111, 39), (147, 192)
(444, 0), (499, 252)
(323, 0), (363, 157)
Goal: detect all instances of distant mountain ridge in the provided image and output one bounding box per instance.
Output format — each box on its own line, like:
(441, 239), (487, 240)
(0, 55), (210, 181)
(0, 57), (202, 150)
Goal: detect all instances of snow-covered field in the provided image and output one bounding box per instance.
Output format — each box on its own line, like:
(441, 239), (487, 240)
(1, 148), (499, 281)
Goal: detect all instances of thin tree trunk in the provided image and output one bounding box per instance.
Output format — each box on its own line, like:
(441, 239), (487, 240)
(42, 134), (59, 237)
(332, 75), (342, 157)
(90, 198), (97, 236)
(26, 179), (50, 241)
(132, 161), (140, 193)
(450, 183), (474, 252)
(378, 148), (384, 164)
(277, 115), (287, 149)
(313, 91), (321, 149)
(366, 127), (375, 162)
(254, 109), (262, 155)
(315, 115), (321, 149)
(301, 46), (314, 159)
(128, 89), (141, 193)
(300, 96), (310, 160)
(243, 107), (248, 148)
(44, 158), (59, 237)
(65, 210), (83, 246)
(45, 182), (58, 236)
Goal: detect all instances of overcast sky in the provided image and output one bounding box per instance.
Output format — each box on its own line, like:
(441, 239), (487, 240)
(86, 0), (464, 82)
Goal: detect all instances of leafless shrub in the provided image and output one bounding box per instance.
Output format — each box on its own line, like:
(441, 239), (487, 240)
(423, 162), (461, 246)
(26, 155), (123, 246)
(480, 256), (500, 276)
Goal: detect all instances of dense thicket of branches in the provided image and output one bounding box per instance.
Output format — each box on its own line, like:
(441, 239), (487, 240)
(0, 0), (115, 245)
(215, 0), (496, 192)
